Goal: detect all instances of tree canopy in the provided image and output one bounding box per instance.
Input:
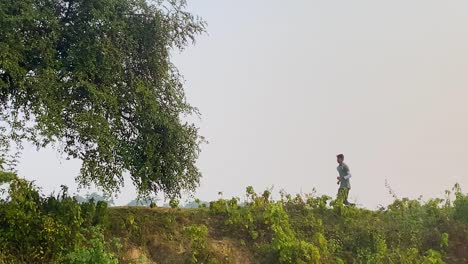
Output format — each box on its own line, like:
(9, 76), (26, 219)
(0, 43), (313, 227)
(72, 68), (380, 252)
(0, 0), (205, 198)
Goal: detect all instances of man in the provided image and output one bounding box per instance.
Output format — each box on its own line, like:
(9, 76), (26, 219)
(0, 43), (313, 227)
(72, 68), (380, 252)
(336, 154), (352, 205)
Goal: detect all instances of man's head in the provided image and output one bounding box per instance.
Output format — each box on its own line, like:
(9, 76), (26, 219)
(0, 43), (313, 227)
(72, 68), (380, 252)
(336, 154), (344, 164)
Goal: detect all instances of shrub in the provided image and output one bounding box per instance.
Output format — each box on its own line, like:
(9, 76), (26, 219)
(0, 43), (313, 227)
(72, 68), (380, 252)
(0, 174), (112, 263)
(65, 227), (119, 264)
(184, 224), (212, 263)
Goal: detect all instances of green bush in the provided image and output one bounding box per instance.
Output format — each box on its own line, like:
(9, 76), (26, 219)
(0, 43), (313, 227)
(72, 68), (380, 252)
(210, 187), (324, 263)
(203, 185), (465, 263)
(184, 224), (212, 263)
(453, 185), (468, 222)
(0, 174), (113, 263)
(65, 227), (119, 264)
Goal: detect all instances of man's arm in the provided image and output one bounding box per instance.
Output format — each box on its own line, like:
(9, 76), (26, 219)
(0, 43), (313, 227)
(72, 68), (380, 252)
(337, 174), (351, 180)
(343, 164), (352, 180)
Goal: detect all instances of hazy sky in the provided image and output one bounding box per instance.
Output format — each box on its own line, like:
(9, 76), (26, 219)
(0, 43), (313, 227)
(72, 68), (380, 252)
(17, 0), (468, 208)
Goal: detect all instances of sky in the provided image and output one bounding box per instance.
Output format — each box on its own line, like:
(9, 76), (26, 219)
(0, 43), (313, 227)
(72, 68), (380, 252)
(16, 0), (468, 208)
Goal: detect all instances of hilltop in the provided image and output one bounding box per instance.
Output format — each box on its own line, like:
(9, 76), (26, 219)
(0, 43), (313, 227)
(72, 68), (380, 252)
(2, 176), (468, 263)
(104, 188), (468, 264)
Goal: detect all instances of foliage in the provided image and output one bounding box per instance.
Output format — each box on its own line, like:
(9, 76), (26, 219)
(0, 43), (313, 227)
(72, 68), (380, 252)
(210, 187), (323, 263)
(3, 172), (468, 263)
(453, 183), (468, 222)
(183, 199), (208, 208)
(169, 197), (180, 208)
(0, 0), (205, 198)
(64, 226), (119, 264)
(184, 224), (212, 263)
(0, 171), (113, 263)
(75, 192), (114, 205)
(127, 198), (156, 207)
(201, 185), (468, 263)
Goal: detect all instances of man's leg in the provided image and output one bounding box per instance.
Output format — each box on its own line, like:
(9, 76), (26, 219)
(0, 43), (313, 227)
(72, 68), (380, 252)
(343, 188), (350, 205)
(337, 188), (346, 204)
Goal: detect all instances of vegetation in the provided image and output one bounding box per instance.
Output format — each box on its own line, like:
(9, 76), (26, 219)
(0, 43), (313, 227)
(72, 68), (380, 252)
(1, 1), (468, 263)
(0, 0), (205, 198)
(84, 185), (468, 263)
(0, 172), (117, 263)
(75, 192), (115, 205)
(3, 168), (468, 263)
(127, 198), (156, 207)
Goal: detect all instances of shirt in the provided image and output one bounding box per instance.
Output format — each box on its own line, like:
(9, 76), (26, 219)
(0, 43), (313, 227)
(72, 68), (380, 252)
(337, 163), (351, 189)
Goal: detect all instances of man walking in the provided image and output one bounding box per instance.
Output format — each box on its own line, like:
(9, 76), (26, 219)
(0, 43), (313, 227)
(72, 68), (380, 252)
(336, 154), (352, 205)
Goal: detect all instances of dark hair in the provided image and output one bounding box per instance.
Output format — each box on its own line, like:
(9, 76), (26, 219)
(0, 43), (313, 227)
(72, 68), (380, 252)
(336, 154), (344, 159)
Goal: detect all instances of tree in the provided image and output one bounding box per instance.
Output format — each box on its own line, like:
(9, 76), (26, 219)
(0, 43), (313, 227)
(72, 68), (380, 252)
(127, 198), (155, 206)
(0, 0), (205, 198)
(74, 192), (114, 205)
